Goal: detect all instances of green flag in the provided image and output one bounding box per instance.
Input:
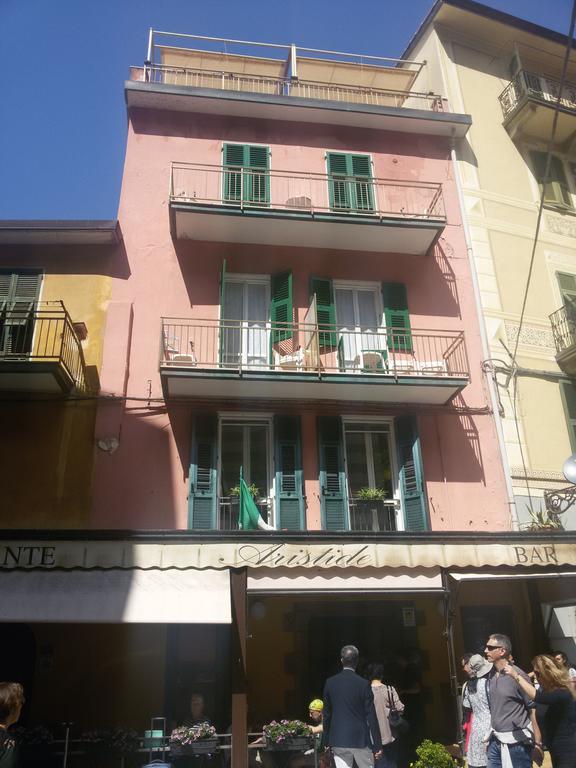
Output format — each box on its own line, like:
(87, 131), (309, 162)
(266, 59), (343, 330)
(239, 475), (261, 531)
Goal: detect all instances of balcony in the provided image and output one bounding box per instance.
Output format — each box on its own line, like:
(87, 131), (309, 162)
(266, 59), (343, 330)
(160, 318), (469, 405)
(125, 32), (471, 137)
(550, 303), (576, 374)
(169, 164), (446, 255)
(215, 496), (397, 531)
(0, 302), (86, 394)
(499, 70), (576, 144)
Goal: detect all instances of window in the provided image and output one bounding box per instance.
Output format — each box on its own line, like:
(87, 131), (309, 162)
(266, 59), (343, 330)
(334, 286), (382, 369)
(326, 153), (374, 213)
(530, 151), (572, 208)
(220, 420), (271, 499)
(561, 382), (576, 452)
(220, 276), (270, 368)
(0, 271), (42, 355)
(223, 143), (270, 205)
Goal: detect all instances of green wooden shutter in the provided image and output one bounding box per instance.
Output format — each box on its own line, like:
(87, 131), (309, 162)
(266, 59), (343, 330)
(274, 416), (304, 530)
(0, 271), (41, 354)
(396, 415), (428, 531)
(223, 144), (270, 204)
(188, 414), (218, 529)
(327, 153), (351, 210)
(318, 416), (348, 531)
(247, 145), (270, 205)
(310, 277), (337, 348)
(350, 154), (374, 211)
(327, 153), (373, 212)
(560, 382), (576, 453)
(223, 144), (246, 202)
(270, 271), (293, 343)
(382, 282), (412, 353)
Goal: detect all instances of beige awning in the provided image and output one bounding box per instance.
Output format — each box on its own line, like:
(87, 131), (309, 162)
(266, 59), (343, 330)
(0, 569), (231, 623)
(247, 566), (444, 593)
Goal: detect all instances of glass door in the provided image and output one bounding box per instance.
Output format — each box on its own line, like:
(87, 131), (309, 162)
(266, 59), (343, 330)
(334, 287), (381, 371)
(221, 279), (269, 369)
(344, 423), (396, 531)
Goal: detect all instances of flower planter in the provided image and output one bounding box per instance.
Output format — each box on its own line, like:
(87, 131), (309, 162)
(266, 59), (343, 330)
(170, 738), (219, 756)
(265, 736), (313, 751)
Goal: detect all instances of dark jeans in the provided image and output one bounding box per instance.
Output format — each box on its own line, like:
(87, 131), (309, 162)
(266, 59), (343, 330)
(486, 739), (532, 768)
(375, 742), (398, 768)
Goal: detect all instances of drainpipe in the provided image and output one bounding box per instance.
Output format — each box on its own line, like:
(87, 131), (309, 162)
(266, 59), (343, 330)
(449, 141), (519, 530)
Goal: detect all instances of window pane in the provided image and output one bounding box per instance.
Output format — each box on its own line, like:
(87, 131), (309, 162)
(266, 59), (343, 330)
(249, 425), (269, 497)
(357, 291), (378, 329)
(371, 432), (393, 497)
(345, 433), (369, 495)
(335, 290), (355, 329)
(221, 425), (243, 495)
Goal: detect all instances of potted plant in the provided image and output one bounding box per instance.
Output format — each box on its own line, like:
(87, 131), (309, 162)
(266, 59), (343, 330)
(352, 488), (391, 531)
(169, 723), (219, 756)
(411, 739), (458, 768)
(523, 505), (563, 531)
(263, 719), (312, 751)
(228, 484), (261, 528)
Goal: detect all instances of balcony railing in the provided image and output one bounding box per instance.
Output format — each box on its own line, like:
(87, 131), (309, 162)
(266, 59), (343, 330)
(349, 498), (398, 532)
(161, 318), (469, 380)
(550, 303), (576, 355)
(131, 64), (447, 113)
(499, 70), (576, 120)
(218, 496), (271, 530)
(0, 301), (86, 390)
(170, 163), (446, 222)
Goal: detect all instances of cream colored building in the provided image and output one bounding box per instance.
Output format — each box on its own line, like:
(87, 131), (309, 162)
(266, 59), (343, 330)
(404, 0), (576, 530)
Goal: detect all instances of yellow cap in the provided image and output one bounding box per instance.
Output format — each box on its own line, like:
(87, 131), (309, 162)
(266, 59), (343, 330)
(309, 699), (323, 712)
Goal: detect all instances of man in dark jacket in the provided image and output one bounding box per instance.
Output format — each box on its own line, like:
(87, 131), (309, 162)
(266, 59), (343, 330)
(322, 645), (382, 768)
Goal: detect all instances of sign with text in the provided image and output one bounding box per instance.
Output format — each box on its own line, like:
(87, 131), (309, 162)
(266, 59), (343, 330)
(0, 540), (574, 571)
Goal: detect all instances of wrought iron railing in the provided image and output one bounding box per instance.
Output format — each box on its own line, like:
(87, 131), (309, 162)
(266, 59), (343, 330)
(349, 498), (398, 532)
(160, 318), (469, 380)
(0, 301), (86, 390)
(131, 64), (446, 112)
(169, 163), (446, 221)
(218, 496), (271, 530)
(550, 303), (576, 355)
(499, 70), (576, 119)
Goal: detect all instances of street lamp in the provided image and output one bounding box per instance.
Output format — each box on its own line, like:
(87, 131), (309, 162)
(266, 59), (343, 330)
(543, 454), (576, 524)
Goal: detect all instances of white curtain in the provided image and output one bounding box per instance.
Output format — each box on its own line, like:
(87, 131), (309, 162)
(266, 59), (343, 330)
(335, 289), (380, 368)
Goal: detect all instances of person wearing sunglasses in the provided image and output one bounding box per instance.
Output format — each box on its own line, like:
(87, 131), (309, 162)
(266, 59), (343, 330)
(483, 634), (542, 768)
(503, 655), (576, 768)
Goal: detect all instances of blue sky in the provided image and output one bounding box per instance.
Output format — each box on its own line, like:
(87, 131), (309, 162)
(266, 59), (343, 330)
(1, 0), (571, 220)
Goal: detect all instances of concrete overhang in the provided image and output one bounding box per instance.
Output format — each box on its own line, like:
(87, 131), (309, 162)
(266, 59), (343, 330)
(125, 81), (471, 138)
(0, 220), (122, 246)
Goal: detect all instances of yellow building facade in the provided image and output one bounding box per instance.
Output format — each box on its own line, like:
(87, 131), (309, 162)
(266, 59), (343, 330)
(404, 0), (576, 531)
(0, 221), (120, 527)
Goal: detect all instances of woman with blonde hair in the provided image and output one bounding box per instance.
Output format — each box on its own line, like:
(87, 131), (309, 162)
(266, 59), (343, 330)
(503, 654), (576, 768)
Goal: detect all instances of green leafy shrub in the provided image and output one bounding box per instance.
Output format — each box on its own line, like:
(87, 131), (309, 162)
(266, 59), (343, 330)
(411, 740), (458, 768)
(356, 487), (387, 500)
(228, 484), (260, 499)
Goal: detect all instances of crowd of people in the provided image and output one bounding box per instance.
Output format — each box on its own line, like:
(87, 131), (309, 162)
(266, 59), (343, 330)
(461, 635), (576, 768)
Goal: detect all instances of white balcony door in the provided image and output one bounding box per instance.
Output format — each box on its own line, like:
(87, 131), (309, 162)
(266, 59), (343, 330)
(334, 286), (381, 370)
(222, 278), (269, 368)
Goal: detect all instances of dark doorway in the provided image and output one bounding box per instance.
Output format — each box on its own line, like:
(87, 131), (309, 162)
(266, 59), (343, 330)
(0, 624), (36, 725)
(460, 605), (515, 655)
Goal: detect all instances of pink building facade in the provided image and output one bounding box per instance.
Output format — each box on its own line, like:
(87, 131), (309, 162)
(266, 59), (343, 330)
(92, 41), (511, 536)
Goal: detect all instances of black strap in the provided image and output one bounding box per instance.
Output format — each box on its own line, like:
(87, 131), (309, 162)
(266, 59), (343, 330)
(387, 686), (397, 713)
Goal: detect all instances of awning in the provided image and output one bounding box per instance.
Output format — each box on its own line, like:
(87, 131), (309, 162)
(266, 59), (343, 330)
(0, 569), (231, 623)
(448, 571), (576, 582)
(247, 567), (444, 593)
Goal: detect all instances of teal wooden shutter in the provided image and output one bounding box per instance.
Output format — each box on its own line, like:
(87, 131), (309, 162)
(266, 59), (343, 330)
(318, 416), (348, 531)
(327, 153), (374, 212)
(382, 282), (412, 353)
(0, 271), (41, 354)
(223, 144), (245, 202)
(310, 277), (337, 348)
(396, 416), (428, 531)
(274, 416), (304, 530)
(188, 414), (218, 529)
(270, 271), (293, 343)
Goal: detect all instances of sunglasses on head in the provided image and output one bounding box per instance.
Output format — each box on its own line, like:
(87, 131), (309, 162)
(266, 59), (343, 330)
(485, 644), (503, 650)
